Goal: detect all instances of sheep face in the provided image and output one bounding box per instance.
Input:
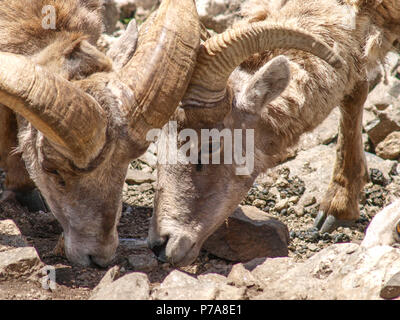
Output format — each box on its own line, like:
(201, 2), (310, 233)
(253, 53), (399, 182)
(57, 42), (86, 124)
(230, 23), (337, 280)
(14, 35), (122, 267)
(20, 127), (129, 267)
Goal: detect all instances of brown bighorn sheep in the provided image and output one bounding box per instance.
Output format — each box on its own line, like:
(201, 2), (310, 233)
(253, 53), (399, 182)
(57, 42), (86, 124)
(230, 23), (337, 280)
(148, 0), (400, 266)
(0, 0), (200, 266)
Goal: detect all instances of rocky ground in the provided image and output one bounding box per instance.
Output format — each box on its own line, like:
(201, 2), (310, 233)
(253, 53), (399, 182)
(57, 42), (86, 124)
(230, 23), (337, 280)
(0, 0), (400, 300)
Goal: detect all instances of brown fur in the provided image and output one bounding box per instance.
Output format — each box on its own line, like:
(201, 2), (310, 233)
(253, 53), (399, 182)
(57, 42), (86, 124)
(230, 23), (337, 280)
(0, 0), (107, 192)
(0, 0), (201, 267)
(149, 0), (400, 266)
(0, 0), (103, 55)
(0, 0), (106, 191)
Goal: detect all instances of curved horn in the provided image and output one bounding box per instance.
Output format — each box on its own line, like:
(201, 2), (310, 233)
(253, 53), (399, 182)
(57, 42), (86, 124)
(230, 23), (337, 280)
(183, 21), (344, 108)
(0, 52), (107, 168)
(120, 0), (201, 137)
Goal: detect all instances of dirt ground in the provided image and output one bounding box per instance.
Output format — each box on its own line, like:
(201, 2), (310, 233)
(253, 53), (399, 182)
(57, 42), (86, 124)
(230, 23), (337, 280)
(0, 168), (231, 300)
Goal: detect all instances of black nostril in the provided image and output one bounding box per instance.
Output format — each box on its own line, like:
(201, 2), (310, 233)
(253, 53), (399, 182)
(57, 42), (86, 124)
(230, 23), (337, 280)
(149, 239), (168, 263)
(88, 255), (107, 269)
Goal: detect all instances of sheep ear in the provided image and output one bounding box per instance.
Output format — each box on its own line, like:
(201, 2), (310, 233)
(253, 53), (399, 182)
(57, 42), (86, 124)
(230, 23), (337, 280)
(241, 55), (290, 113)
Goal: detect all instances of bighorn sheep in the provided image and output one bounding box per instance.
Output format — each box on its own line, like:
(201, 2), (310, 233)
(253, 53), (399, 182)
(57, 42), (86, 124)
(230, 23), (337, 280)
(0, 0), (201, 266)
(148, 0), (400, 266)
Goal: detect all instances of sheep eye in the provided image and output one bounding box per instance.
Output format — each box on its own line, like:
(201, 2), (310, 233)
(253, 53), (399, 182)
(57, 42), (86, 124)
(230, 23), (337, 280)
(396, 221), (400, 236)
(42, 164), (66, 187)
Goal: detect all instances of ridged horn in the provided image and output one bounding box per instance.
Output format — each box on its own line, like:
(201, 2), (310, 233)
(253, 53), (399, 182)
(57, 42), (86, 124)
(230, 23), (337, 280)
(0, 52), (107, 168)
(120, 0), (201, 138)
(183, 21), (344, 108)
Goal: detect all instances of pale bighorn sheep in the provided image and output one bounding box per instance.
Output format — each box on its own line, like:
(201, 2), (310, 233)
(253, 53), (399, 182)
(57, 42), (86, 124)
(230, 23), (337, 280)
(148, 0), (400, 266)
(0, 0), (201, 266)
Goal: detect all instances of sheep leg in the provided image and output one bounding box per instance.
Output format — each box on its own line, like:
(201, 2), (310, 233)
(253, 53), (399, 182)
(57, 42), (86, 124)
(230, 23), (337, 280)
(314, 80), (369, 233)
(0, 106), (35, 196)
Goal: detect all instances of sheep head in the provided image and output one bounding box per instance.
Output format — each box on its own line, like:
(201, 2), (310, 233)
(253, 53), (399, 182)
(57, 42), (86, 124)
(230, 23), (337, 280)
(0, 0), (200, 267)
(148, 20), (344, 266)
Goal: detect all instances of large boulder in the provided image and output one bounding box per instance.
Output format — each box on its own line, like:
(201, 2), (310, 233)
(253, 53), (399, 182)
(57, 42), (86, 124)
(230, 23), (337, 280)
(0, 220), (42, 281)
(203, 206), (289, 262)
(151, 270), (245, 300)
(251, 243), (400, 300)
(90, 272), (151, 300)
(0, 220), (28, 253)
(375, 131), (400, 160)
(0, 247), (42, 281)
(151, 270), (218, 300)
(251, 200), (400, 300)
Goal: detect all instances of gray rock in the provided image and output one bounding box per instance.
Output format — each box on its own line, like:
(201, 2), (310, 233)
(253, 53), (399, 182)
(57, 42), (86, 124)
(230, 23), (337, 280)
(159, 270), (198, 288)
(375, 131), (400, 160)
(138, 143), (158, 168)
(363, 108), (378, 131)
(102, 0), (158, 34)
(368, 52), (400, 90)
(151, 269), (244, 300)
(152, 283), (218, 300)
(367, 66), (383, 90)
(129, 0), (159, 11)
(135, 182), (154, 192)
(361, 199), (400, 249)
(0, 247), (42, 280)
(243, 257), (268, 271)
(138, 151), (158, 168)
(92, 266), (121, 295)
(196, 0), (242, 33)
(274, 199), (289, 212)
(152, 271), (215, 300)
(385, 52), (400, 76)
(198, 273), (246, 300)
(252, 199), (266, 208)
(152, 270), (246, 300)
(251, 243), (400, 300)
(380, 272), (400, 300)
(364, 79), (400, 146)
(300, 195), (317, 207)
(227, 263), (257, 288)
(125, 168), (156, 185)
(203, 206), (289, 262)
(90, 272), (150, 300)
(115, 0), (138, 18)
(251, 257), (296, 288)
(0, 220), (28, 253)
(198, 273), (227, 284)
(365, 152), (397, 181)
